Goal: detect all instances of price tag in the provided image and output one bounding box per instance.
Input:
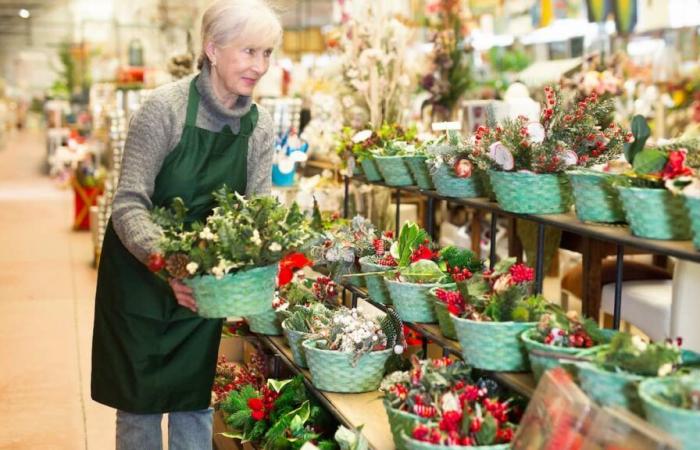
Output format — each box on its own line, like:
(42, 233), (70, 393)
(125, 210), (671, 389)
(431, 121), (461, 131)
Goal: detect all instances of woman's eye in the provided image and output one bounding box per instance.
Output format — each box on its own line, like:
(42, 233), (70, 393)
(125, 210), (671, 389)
(244, 48), (255, 55)
(263, 49), (273, 57)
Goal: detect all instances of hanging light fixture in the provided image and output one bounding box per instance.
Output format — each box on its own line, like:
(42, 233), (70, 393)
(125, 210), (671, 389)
(18, 8), (31, 19)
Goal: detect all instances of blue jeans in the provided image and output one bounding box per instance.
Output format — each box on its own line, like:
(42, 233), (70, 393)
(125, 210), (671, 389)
(116, 408), (214, 450)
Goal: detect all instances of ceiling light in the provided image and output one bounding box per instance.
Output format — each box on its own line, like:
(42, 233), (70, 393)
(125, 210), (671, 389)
(18, 9), (30, 19)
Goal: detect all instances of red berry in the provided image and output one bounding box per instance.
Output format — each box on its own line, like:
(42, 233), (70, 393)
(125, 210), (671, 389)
(147, 253), (165, 272)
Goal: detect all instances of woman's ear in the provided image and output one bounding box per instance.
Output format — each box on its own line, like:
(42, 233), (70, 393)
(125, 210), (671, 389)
(205, 41), (217, 66)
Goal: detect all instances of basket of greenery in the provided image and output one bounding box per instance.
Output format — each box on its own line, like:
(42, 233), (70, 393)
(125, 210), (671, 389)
(383, 222), (449, 323)
(358, 230), (397, 304)
(639, 371), (700, 449)
(425, 131), (487, 199)
(614, 134), (696, 240)
(575, 333), (683, 415)
(374, 140), (418, 187)
(381, 356), (473, 450)
(335, 127), (382, 181)
(402, 377), (519, 449)
(404, 145), (435, 190)
(475, 87), (625, 214)
(302, 307), (405, 393)
(280, 303), (334, 369)
(149, 187), (313, 318)
(521, 309), (612, 381)
(449, 259), (547, 371)
(220, 375), (337, 448)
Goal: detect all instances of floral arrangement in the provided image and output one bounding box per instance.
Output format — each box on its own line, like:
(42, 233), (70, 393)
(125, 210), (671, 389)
(310, 215), (377, 281)
(385, 222), (446, 285)
(587, 333), (682, 377)
(651, 372), (700, 410)
(419, 0), (471, 120)
(314, 307), (405, 366)
(221, 376), (337, 449)
(212, 355), (266, 405)
(278, 252), (313, 287)
(277, 277), (340, 324)
(530, 310), (605, 349)
(282, 302), (335, 336)
(434, 259), (547, 323)
(424, 130), (477, 178)
(148, 186), (313, 278)
(473, 86), (628, 173)
(335, 124), (418, 163)
(362, 230), (398, 268)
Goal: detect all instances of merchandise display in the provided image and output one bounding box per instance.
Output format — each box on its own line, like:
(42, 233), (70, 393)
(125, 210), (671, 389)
(5, 0), (700, 448)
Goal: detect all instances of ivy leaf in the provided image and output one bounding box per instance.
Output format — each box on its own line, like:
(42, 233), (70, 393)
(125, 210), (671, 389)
(633, 148), (668, 175)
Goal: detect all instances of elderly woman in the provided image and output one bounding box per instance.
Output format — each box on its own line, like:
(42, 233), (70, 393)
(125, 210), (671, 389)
(90, 1), (281, 448)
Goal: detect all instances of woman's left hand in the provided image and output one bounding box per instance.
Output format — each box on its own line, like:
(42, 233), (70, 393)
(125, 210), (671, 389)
(169, 278), (198, 312)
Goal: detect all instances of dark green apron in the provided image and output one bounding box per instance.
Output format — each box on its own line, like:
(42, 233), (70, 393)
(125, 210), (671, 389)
(91, 76), (258, 413)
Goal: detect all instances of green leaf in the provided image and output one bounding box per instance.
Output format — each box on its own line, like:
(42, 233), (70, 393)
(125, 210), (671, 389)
(633, 149), (668, 175)
(397, 222), (428, 267)
(624, 115), (651, 164)
(220, 431), (245, 439)
(476, 413), (498, 445)
(268, 378), (293, 393)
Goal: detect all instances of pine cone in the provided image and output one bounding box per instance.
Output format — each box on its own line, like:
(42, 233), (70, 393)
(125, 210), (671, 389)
(165, 253), (191, 278)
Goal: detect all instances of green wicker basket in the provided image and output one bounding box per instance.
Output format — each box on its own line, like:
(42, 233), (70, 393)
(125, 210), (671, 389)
(375, 156), (415, 187)
(575, 361), (645, 415)
(385, 403), (432, 450)
(302, 339), (392, 393)
(359, 256), (393, 305)
(452, 315), (534, 371)
(520, 328), (613, 382)
(404, 156), (435, 190)
(618, 187), (692, 240)
(568, 171), (626, 223)
(353, 163), (364, 177)
(361, 157), (384, 182)
(184, 264), (278, 318)
(684, 195), (700, 249)
(245, 308), (282, 335)
(639, 376), (700, 450)
(281, 320), (309, 368)
(489, 171), (573, 214)
(431, 164), (484, 198)
(384, 278), (442, 323)
(403, 434), (509, 450)
(430, 294), (457, 340)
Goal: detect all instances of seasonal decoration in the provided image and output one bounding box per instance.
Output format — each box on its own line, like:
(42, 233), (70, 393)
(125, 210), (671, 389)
(424, 131), (487, 198)
(220, 376), (337, 449)
(281, 302), (335, 369)
(212, 355), (265, 406)
(358, 230), (397, 304)
(149, 187), (313, 318)
(278, 252), (313, 287)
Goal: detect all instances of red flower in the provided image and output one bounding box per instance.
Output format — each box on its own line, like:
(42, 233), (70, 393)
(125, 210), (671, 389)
(439, 411), (463, 432)
(247, 397), (264, 411)
(509, 263), (534, 284)
(277, 252), (312, 286)
(251, 409), (265, 421)
(410, 245), (435, 263)
(662, 149), (694, 180)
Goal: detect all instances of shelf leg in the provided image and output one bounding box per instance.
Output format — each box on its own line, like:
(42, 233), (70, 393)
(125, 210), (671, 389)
(489, 213), (498, 270)
(421, 336), (428, 358)
(426, 197), (436, 240)
(395, 189), (401, 235)
(343, 175), (350, 219)
(613, 245), (624, 330)
(535, 223), (545, 295)
(351, 292), (358, 309)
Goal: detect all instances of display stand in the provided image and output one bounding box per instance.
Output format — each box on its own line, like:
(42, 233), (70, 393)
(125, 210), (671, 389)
(71, 177), (102, 230)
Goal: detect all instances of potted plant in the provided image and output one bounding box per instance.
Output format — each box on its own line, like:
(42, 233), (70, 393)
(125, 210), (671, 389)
(403, 142), (435, 190)
(448, 259), (548, 371)
(358, 230), (397, 304)
(575, 333), (683, 414)
(381, 356), (473, 450)
(475, 86), (625, 214)
(371, 124), (420, 187)
(425, 130), (488, 199)
(639, 371), (700, 449)
(280, 301), (335, 369)
(302, 307), (405, 393)
(521, 309), (612, 381)
(149, 187), (313, 318)
(383, 222), (449, 323)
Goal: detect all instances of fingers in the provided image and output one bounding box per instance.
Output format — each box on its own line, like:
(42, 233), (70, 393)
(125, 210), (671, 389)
(169, 279), (198, 312)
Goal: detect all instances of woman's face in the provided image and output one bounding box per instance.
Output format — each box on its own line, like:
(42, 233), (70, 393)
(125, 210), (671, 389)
(212, 41), (273, 97)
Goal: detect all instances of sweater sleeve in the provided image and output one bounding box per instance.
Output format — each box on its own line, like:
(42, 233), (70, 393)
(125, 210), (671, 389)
(246, 105), (274, 196)
(111, 95), (176, 264)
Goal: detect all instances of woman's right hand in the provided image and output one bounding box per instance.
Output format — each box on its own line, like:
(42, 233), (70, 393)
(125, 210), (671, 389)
(168, 278), (198, 313)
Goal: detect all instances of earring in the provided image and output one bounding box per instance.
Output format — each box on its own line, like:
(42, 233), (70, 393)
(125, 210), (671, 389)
(211, 60), (217, 66)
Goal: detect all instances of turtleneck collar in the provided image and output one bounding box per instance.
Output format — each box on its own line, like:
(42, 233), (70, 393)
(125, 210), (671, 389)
(195, 62), (253, 120)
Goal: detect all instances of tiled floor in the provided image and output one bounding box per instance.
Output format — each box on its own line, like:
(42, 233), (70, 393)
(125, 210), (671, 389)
(0, 129), (114, 449)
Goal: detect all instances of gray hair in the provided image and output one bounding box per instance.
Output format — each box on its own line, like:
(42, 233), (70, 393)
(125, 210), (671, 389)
(197, 0), (282, 70)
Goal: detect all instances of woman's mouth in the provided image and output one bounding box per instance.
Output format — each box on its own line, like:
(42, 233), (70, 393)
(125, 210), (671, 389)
(242, 77), (258, 86)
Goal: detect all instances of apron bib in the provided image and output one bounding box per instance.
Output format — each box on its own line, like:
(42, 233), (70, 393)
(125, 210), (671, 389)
(91, 76), (258, 413)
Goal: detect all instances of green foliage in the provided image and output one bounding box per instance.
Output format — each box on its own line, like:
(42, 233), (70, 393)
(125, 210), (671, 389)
(397, 222), (429, 267)
(593, 333), (682, 376)
(335, 426), (369, 450)
(475, 413), (497, 445)
(484, 288), (547, 323)
(624, 115), (651, 164)
(632, 148), (668, 175)
(283, 303), (333, 334)
(439, 245), (484, 272)
(398, 259), (447, 284)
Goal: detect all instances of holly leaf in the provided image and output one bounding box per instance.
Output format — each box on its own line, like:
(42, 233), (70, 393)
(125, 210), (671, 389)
(633, 148), (668, 175)
(476, 413), (498, 445)
(268, 378), (293, 393)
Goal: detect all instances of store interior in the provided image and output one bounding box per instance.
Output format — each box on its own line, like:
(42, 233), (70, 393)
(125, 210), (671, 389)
(2, 0), (700, 449)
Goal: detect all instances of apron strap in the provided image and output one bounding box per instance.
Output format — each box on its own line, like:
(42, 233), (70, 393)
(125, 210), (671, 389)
(238, 104), (259, 137)
(185, 77), (200, 128)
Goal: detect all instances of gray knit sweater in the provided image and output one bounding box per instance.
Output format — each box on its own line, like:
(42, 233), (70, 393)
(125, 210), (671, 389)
(111, 64), (274, 264)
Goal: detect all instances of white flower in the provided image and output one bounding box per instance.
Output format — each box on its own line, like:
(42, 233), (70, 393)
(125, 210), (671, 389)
(657, 363), (673, 377)
(199, 227), (215, 241)
(352, 129), (373, 143)
(393, 345), (404, 354)
(186, 262), (199, 275)
(269, 242), (282, 252)
(631, 335), (648, 352)
(211, 265), (225, 280)
(526, 122), (546, 144)
(251, 229), (262, 246)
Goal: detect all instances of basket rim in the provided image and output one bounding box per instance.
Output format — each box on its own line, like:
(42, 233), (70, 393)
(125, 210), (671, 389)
(639, 376), (700, 418)
(400, 432), (509, 449)
(520, 328), (591, 355)
(184, 262), (278, 283)
(575, 360), (645, 381)
(383, 278), (448, 288)
(567, 169), (617, 178)
(684, 194), (700, 203)
(302, 338), (394, 357)
(489, 169), (565, 179)
(451, 314), (537, 327)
